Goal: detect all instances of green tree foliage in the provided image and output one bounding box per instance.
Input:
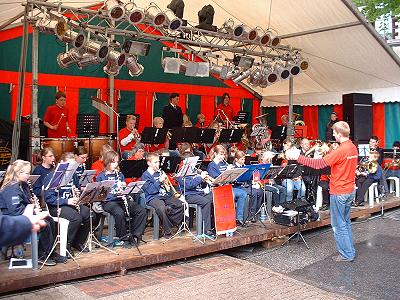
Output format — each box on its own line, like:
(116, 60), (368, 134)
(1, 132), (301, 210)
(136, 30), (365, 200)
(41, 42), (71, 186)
(353, 0), (400, 22)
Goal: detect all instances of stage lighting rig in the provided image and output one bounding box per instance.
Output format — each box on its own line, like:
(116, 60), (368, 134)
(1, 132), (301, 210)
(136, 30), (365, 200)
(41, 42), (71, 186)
(104, 0), (125, 22)
(103, 50), (126, 76)
(167, 0), (184, 19)
(126, 55), (144, 77)
(197, 5), (217, 32)
(57, 48), (83, 69)
(145, 4), (167, 27)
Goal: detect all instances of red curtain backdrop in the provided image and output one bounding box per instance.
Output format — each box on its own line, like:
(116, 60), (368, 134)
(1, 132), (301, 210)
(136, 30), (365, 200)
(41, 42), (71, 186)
(372, 103), (385, 146)
(201, 95), (216, 125)
(276, 106), (288, 125)
(302, 106), (319, 140)
(333, 104), (343, 121)
(252, 98), (260, 124)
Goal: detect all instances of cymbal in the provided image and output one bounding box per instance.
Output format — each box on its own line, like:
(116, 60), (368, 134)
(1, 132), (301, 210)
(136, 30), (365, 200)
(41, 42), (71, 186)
(255, 113), (269, 119)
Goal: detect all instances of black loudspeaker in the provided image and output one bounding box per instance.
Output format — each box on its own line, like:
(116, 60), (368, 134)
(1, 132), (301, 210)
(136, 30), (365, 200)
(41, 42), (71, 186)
(342, 93), (372, 142)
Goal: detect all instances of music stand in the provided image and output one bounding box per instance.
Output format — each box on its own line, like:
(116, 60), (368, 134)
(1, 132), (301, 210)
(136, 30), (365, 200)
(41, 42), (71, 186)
(358, 144), (370, 158)
(79, 170), (96, 187)
(76, 114), (100, 136)
(75, 181), (118, 255)
(218, 129), (244, 144)
(140, 127), (168, 145)
(196, 128), (216, 144)
(120, 159), (147, 179)
(170, 127), (198, 144)
(236, 111), (249, 124)
(276, 164), (298, 180)
(41, 161), (80, 269)
(166, 156), (203, 244)
(159, 156), (181, 174)
(213, 168), (247, 186)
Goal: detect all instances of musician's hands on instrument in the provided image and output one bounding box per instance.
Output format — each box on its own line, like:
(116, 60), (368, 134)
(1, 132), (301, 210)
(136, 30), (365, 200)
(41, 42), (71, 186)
(23, 204), (48, 232)
(285, 148), (301, 161)
(68, 197), (79, 206)
(159, 172), (168, 182)
(200, 171), (208, 179)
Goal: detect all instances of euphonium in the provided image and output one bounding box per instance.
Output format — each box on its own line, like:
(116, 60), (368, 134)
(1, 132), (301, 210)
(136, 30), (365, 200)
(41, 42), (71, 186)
(367, 161), (378, 174)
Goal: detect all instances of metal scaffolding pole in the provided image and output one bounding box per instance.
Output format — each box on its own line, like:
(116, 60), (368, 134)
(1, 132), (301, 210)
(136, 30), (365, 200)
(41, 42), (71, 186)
(287, 77), (294, 137)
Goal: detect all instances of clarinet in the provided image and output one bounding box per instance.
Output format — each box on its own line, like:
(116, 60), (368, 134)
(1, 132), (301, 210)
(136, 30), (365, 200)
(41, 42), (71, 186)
(115, 170), (130, 218)
(71, 184), (81, 213)
(27, 180), (41, 210)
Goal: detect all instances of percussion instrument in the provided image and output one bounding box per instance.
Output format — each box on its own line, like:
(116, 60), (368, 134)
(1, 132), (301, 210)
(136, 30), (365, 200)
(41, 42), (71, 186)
(82, 136), (116, 163)
(41, 138), (75, 162)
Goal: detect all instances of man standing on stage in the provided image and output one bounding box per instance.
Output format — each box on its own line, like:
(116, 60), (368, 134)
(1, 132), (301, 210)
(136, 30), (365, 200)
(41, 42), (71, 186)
(215, 92), (235, 122)
(162, 93), (183, 150)
(285, 121), (358, 262)
(43, 91), (71, 138)
(326, 111), (338, 141)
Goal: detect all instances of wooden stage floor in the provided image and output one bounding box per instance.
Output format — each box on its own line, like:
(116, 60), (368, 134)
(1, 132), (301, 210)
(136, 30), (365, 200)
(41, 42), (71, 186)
(1, 196), (399, 294)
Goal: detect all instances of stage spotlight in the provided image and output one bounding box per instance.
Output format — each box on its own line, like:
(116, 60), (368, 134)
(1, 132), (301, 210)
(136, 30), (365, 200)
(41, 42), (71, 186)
(232, 24), (254, 41)
(167, 0), (185, 19)
(72, 31), (87, 49)
(127, 4), (145, 25)
(268, 31), (281, 47)
(162, 57), (182, 74)
(145, 4), (166, 27)
(164, 9), (183, 31)
(267, 71), (278, 84)
(197, 5), (217, 31)
(105, 0), (125, 21)
(126, 55), (144, 77)
(288, 63), (301, 76)
(233, 55), (254, 69)
(103, 50), (126, 76)
(58, 30), (78, 43)
(35, 15), (68, 39)
(233, 69), (251, 84)
(275, 64), (290, 80)
(83, 41), (110, 62)
(248, 68), (262, 86)
(299, 59), (309, 71)
(77, 54), (100, 69)
(225, 67), (241, 80)
(248, 28), (259, 42)
(57, 48), (83, 69)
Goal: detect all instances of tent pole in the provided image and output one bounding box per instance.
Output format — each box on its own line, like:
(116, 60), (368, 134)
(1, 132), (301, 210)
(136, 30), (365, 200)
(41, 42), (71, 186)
(287, 77), (294, 138)
(31, 28), (41, 164)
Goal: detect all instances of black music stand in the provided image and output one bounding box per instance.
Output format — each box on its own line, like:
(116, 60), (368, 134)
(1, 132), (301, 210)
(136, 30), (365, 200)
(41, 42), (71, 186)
(76, 181), (118, 255)
(218, 129), (244, 144)
(76, 114), (100, 136)
(119, 159), (147, 179)
(170, 127), (198, 144)
(196, 128), (216, 144)
(160, 156), (181, 174)
(41, 161), (80, 269)
(236, 111), (249, 124)
(276, 164), (298, 180)
(140, 127), (168, 145)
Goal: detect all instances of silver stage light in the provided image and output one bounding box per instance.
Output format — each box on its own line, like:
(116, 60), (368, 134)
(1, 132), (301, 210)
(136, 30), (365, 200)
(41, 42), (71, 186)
(35, 15), (68, 39)
(225, 67), (241, 80)
(248, 68), (262, 86)
(103, 50), (126, 76)
(58, 30), (78, 43)
(57, 48), (83, 69)
(105, 0), (125, 21)
(127, 4), (145, 25)
(82, 41), (110, 62)
(288, 63), (301, 77)
(162, 57), (182, 74)
(126, 55), (144, 77)
(268, 31), (281, 47)
(146, 4), (167, 27)
(233, 69), (251, 84)
(248, 28), (259, 42)
(210, 63), (222, 75)
(275, 64), (290, 80)
(72, 31), (88, 49)
(164, 8), (183, 31)
(77, 54), (101, 69)
(299, 59), (309, 71)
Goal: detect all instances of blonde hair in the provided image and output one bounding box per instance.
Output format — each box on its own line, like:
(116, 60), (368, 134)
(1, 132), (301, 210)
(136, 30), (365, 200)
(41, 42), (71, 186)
(153, 117), (164, 126)
(60, 152), (75, 162)
(103, 151), (119, 171)
(100, 144), (114, 161)
(1, 160), (31, 190)
(126, 115), (136, 123)
(332, 121), (350, 138)
(212, 145), (226, 159)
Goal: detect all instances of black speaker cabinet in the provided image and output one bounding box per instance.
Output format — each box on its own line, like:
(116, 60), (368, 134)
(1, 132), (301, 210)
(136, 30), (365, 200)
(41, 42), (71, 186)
(342, 93), (372, 142)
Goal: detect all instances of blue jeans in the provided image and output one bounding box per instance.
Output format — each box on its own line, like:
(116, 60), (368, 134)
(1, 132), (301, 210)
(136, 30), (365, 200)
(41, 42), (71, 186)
(233, 187), (247, 221)
(330, 191), (356, 260)
(282, 179), (306, 202)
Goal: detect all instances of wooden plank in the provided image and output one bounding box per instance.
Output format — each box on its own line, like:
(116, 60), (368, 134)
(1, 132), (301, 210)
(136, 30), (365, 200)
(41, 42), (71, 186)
(1, 196), (399, 294)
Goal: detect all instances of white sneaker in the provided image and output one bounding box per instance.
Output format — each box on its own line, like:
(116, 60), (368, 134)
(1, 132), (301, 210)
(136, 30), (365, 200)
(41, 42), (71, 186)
(272, 205), (284, 213)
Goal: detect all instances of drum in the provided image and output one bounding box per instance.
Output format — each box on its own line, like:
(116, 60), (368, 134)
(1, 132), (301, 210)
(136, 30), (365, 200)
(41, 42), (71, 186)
(41, 138), (75, 162)
(84, 136), (116, 163)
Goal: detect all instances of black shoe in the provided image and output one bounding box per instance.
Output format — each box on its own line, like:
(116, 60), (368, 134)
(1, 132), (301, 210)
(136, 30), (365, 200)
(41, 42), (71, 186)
(51, 252), (68, 264)
(236, 220), (245, 227)
(73, 244), (89, 253)
(353, 201), (364, 207)
(205, 230), (216, 237)
(38, 256), (57, 266)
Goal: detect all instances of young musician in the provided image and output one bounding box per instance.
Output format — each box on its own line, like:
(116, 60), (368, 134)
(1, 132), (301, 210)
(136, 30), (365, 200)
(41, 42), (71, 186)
(176, 153), (214, 235)
(32, 147), (55, 198)
(119, 115), (140, 159)
(195, 113), (207, 128)
(141, 153), (184, 238)
(74, 146), (88, 178)
(43, 91), (71, 138)
(207, 145), (248, 226)
(0, 160), (66, 265)
(216, 92), (235, 122)
(232, 151), (263, 221)
(91, 144), (114, 180)
(146, 117), (170, 154)
(44, 152), (90, 256)
(96, 151), (147, 245)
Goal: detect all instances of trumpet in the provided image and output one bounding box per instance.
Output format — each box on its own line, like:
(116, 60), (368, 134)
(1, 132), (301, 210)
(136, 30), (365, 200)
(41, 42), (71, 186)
(159, 169), (182, 198)
(304, 140), (330, 157)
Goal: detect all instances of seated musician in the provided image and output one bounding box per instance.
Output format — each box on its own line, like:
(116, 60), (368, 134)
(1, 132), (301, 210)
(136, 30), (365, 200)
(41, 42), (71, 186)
(233, 151), (263, 222)
(207, 145), (248, 226)
(205, 121), (221, 159)
(127, 143), (146, 161)
(353, 150), (383, 206)
(147, 117), (180, 157)
(91, 144), (114, 180)
(0, 160), (66, 265)
(141, 153), (184, 238)
(74, 146), (88, 178)
(32, 147), (56, 198)
(96, 151), (147, 245)
(119, 115), (140, 159)
(281, 138), (306, 202)
(258, 150), (287, 213)
(195, 113), (207, 128)
(44, 152), (90, 256)
(175, 152), (214, 235)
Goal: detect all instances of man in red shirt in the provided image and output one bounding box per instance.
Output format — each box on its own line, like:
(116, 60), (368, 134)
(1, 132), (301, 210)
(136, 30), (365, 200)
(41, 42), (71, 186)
(286, 121), (358, 262)
(118, 115), (140, 159)
(215, 92), (235, 124)
(43, 91), (71, 138)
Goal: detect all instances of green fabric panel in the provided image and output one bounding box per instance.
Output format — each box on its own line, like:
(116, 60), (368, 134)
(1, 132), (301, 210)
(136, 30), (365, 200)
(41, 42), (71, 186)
(118, 90), (135, 114)
(261, 107), (276, 127)
(38, 86), (57, 118)
(318, 105), (334, 140)
(242, 98), (253, 125)
(293, 105), (303, 121)
(0, 84), (11, 120)
(79, 89), (98, 114)
(153, 93), (170, 118)
(187, 95), (201, 125)
(0, 33), (227, 87)
(385, 102), (400, 148)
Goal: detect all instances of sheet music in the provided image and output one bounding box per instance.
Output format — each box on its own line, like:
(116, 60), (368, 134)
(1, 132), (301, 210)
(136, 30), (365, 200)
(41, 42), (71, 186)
(122, 180), (146, 195)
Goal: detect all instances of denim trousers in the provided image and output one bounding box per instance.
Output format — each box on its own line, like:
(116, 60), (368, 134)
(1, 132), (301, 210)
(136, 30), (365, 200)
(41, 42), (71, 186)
(233, 187), (247, 221)
(330, 191), (356, 260)
(282, 179), (306, 202)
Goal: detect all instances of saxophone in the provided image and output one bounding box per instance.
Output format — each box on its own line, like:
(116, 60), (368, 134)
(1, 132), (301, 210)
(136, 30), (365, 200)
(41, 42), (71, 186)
(27, 180), (41, 210)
